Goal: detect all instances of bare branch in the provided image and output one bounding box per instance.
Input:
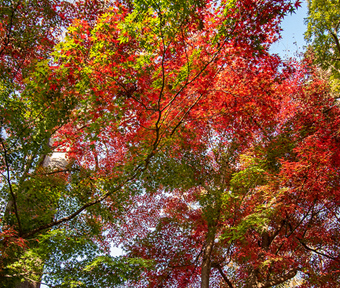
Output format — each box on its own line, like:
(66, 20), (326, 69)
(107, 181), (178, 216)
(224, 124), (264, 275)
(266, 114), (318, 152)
(298, 238), (340, 262)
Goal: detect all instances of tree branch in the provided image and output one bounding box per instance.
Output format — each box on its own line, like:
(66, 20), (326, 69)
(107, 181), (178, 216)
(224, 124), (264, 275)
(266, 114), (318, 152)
(297, 238), (340, 262)
(0, 137), (23, 235)
(259, 269), (297, 288)
(330, 29), (340, 57)
(215, 264), (234, 288)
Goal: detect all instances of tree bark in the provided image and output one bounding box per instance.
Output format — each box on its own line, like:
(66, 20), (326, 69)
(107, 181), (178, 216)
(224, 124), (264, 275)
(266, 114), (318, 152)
(201, 233), (215, 288)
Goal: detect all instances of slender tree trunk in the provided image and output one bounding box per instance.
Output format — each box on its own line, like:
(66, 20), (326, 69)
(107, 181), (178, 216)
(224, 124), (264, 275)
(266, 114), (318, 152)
(200, 186), (223, 288)
(201, 234), (214, 288)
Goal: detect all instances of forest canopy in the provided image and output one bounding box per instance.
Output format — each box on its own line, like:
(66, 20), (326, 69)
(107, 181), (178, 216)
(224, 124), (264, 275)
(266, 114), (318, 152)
(0, 0), (339, 287)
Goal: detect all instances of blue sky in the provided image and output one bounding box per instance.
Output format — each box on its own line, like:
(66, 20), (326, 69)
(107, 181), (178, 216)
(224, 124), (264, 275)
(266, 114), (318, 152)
(270, 0), (308, 58)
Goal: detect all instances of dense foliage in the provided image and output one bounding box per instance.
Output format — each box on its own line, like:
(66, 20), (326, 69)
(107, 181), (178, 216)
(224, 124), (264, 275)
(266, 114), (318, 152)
(305, 0), (340, 92)
(1, 0), (339, 287)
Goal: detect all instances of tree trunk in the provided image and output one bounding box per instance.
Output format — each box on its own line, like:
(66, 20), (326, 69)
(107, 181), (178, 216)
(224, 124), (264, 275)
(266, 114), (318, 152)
(200, 186), (222, 288)
(201, 233), (215, 288)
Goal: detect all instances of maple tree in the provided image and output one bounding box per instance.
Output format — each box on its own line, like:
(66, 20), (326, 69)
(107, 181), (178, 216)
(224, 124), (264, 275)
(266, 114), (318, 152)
(0, 1), (69, 287)
(108, 55), (340, 288)
(1, 0), (339, 287)
(0, 1), (133, 287)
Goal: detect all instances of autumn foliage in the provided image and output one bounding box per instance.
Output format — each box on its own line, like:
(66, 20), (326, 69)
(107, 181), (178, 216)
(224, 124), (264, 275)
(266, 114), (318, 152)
(0, 0), (339, 287)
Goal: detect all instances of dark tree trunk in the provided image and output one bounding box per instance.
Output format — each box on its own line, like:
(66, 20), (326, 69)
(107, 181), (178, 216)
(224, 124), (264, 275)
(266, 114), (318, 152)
(201, 234), (214, 288)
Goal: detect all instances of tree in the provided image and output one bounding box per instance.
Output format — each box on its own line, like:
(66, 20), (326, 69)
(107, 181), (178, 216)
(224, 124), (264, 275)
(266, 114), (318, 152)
(305, 0), (340, 93)
(0, 1), (131, 287)
(49, 2), (300, 285)
(0, 1), (72, 287)
(111, 62), (340, 287)
(4, 0), (336, 287)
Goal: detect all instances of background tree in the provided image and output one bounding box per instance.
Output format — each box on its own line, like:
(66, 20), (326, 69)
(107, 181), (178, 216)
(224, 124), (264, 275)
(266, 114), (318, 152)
(0, 1), (71, 286)
(305, 0), (340, 93)
(0, 1), (140, 287)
